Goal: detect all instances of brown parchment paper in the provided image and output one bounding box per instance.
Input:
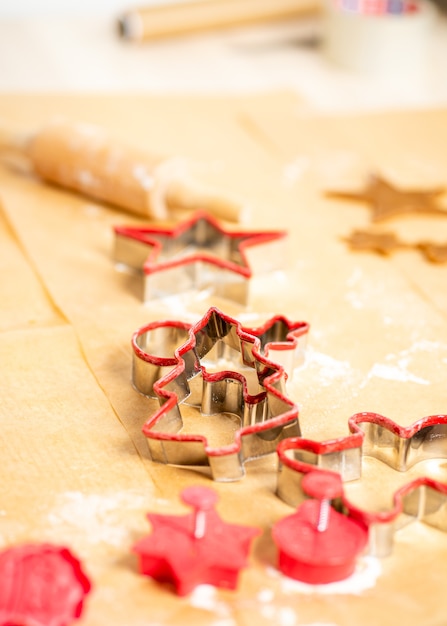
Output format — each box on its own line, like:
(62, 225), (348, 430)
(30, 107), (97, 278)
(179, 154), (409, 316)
(1, 92), (447, 626)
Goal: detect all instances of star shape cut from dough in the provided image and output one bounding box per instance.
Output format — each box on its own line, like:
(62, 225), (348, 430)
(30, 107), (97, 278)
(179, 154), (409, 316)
(327, 174), (447, 222)
(343, 229), (405, 255)
(417, 241), (447, 263)
(114, 210), (286, 303)
(133, 486), (260, 595)
(276, 411), (447, 557)
(343, 229), (447, 264)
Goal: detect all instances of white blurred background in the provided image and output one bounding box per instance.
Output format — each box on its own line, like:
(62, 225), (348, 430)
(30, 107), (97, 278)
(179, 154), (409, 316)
(0, 0), (446, 112)
(0, 0), (181, 16)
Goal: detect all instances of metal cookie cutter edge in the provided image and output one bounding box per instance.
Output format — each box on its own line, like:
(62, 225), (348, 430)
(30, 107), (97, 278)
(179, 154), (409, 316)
(132, 307), (309, 481)
(114, 210), (287, 304)
(132, 310), (310, 397)
(276, 411), (447, 556)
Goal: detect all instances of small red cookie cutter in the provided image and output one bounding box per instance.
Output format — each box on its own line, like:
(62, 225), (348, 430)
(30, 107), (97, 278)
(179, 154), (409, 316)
(273, 471), (368, 584)
(133, 486), (260, 595)
(0, 543), (91, 626)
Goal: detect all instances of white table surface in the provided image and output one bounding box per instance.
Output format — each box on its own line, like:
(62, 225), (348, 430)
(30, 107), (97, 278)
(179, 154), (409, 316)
(0, 1), (447, 113)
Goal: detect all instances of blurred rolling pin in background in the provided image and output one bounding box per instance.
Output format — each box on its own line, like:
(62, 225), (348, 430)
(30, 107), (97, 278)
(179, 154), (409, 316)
(118, 0), (320, 42)
(0, 120), (245, 222)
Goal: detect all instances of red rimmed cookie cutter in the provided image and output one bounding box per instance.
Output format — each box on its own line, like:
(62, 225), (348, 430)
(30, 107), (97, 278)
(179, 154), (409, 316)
(133, 486), (260, 595)
(114, 210), (287, 304)
(132, 307), (309, 481)
(276, 412), (447, 556)
(0, 543), (91, 626)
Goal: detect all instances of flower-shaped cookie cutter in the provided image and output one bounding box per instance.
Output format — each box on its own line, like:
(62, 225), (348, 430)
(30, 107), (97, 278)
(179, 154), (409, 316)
(276, 411), (447, 556)
(132, 307), (309, 481)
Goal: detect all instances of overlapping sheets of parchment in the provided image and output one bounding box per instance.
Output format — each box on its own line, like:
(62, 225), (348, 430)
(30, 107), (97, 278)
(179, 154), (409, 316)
(1, 92), (447, 626)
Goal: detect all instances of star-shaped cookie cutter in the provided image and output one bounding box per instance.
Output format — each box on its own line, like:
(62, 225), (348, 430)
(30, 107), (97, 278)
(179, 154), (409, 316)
(133, 486), (260, 595)
(114, 210), (287, 304)
(276, 411), (447, 556)
(132, 307), (309, 481)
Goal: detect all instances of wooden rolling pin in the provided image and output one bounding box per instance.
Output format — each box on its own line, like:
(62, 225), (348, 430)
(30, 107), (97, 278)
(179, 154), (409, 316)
(0, 120), (244, 221)
(118, 0), (320, 41)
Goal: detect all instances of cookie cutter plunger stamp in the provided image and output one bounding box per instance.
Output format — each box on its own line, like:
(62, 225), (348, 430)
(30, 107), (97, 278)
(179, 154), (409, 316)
(277, 411), (447, 556)
(132, 307), (309, 481)
(272, 471), (368, 584)
(114, 211), (287, 304)
(133, 486), (260, 595)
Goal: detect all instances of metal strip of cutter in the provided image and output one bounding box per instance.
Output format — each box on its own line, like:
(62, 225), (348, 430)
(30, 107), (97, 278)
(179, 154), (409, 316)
(276, 411), (447, 556)
(114, 210), (287, 304)
(132, 307), (309, 481)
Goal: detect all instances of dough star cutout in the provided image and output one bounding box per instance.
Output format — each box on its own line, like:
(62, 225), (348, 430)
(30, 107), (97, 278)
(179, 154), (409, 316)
(343, 229), (405, 255)
(326, 174), (447, 222)
(343, 228), (447, 264)
(417, 241), (447, 263)
(114, 210), (286, 303)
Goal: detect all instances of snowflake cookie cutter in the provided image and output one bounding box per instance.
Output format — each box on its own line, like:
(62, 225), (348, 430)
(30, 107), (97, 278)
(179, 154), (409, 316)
(132, 307), (309, 481)
(276, 411), (447, 557)
(114, 210), (287, 305)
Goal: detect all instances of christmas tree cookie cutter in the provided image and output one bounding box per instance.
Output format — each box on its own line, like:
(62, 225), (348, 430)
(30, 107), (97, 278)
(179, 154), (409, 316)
(276, 411), (447, 556)
(132, 307), (309, 481)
